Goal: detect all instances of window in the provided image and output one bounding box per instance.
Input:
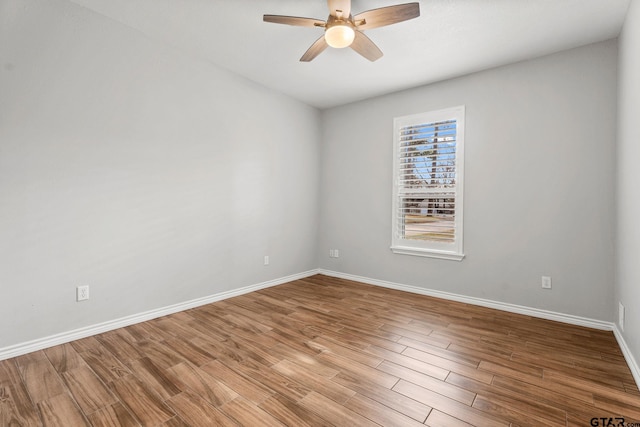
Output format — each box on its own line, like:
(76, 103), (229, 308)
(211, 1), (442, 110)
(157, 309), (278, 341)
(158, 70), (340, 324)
(391, 106), (465, 260)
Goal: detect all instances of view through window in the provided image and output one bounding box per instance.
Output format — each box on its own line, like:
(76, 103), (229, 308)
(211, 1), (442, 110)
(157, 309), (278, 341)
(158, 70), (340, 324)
(392, 106), (465, 260)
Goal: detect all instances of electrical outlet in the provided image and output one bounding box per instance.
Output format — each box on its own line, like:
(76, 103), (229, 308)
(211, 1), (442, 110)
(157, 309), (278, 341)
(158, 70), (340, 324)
(76, 285), (89, 301)
(334, 249), (339, 258)
(619, 302), (625, 331)
(264, 255), (269, 266)
(329, 249), (334, 258)
(541, 276), (552, 289)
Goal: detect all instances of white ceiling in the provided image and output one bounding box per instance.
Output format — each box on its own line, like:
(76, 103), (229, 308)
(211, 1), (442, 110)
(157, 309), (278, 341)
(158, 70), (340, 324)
(69, 0), (630, 109)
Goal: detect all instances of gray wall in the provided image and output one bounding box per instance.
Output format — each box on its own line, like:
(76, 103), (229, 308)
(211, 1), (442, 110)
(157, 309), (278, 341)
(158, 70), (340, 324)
(616, 0), (640, 367)
(319, 40), (618, 321)
(0, 0), (320, 348)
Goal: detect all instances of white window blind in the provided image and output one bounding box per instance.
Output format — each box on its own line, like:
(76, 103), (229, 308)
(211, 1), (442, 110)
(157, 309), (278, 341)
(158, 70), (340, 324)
(391, 106), (465, 260)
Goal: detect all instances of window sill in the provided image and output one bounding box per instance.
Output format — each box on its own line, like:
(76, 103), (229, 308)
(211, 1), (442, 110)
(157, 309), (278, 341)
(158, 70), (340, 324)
(390, 246), (465, 261)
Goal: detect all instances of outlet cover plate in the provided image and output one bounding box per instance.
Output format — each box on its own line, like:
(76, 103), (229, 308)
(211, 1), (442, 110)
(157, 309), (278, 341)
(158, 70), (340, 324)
(77, 285), (89, 301)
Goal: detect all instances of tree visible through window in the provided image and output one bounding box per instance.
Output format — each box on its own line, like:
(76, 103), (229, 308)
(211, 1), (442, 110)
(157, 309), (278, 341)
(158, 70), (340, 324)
(392, 106), (465, 260)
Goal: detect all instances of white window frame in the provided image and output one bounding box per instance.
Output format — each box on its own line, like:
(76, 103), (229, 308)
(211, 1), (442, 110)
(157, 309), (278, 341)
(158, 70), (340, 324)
(391, 106), (465, 261)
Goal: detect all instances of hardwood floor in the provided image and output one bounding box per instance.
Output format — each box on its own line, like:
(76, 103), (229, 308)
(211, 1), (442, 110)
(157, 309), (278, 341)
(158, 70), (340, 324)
(1, 274), (639, 426)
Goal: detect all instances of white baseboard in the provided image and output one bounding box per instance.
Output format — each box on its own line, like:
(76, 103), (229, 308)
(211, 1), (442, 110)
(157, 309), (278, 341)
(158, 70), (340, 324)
(318, 269), (640, 389)
(0, 269), (319, 361)
(3, 267), (638, 391)
(613, 326), (640, 388)
(319, 269), (613, 329)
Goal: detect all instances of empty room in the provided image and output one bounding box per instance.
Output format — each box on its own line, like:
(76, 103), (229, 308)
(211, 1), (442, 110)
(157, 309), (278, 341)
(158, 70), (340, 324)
(1, 0), (639, 425)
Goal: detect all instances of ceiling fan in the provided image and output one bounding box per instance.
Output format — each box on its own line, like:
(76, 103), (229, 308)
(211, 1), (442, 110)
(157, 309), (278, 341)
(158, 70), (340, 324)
(263, 0), (420, 62)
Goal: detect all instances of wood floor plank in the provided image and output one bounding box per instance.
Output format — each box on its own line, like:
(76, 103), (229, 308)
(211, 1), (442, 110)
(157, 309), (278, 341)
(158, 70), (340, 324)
(222, 298), (290, 328)
(316, 352), (399, 389)
(70, 336), (102, 354)
(446, 371), (573, 426)
(225, 357), (310, 402)
(87, 402), (140, 427)
(393, 379), (510, 427)
(164, 390), (237, 427)
(133, 340), (184, 370)
(0, 359), (20, 384)
(332, 371), (433, 422)
(344, 392), (426, 427)
(44, 343), (86, 374)
(377, 360), (476, 405)
(323, 327), (407, 353)
(400, 337), (482, 367)
(264, 328), (320, 357)
(477, 359), (543, 382)
(298, 391), (379, 427)
(258, 394), (334, 427)
(190, 337), (247, 364)
(225, 335), (282, 366)
(446, 341), (512, 366)
(61, 365), (117, 415)
(37, 393), (90, 427)
(488, 374), (596, 410)
(222, 311), (273, 335)
(0, 360), (42, 427)
(593, 394), (640, 419)
(109, 374), (175, 426)
(543, 369), (640, 408)
(252, 293), (298, 314)
(367, 345), (451, 380)
(155, 337), (214, 367)
(512, 350), (628, 388)
(76, 343), (131, 385)
(0, 383), (42, 427)
(95, 330), (143, 366)
(220, 396), (285, 427)
(269, 343), (340, 378)
(180, 317), (232, 343)
(472, 392), (566, 426)
(15, 351), (67, 403)
(159, 416), (190, 427)
(337, 322), (402, 343)
(425, 409), (475, 427)
(1, 274), (638, 426)
(308, 336), (383, 368)
(200, 359), (274, 404)
(125, 321), (167, 343)
(625, 381), (640, 395)
(271, 359), (355, 404)
(126, 357), (181, 401)
(380, 323), (449, 349)
(156, 313), (226, 342)
(401, 346), (494, 384)
(166, 362), (238, 407)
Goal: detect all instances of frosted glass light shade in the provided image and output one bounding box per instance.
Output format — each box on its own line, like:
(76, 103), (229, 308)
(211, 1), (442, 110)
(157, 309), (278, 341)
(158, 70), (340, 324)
(325, 25), (355, 48)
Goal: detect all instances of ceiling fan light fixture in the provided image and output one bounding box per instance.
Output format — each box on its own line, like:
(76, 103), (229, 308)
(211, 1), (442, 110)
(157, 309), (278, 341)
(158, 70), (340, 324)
(264, 1), (421, 61)
(324, 24), (355, 48)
